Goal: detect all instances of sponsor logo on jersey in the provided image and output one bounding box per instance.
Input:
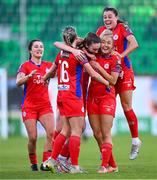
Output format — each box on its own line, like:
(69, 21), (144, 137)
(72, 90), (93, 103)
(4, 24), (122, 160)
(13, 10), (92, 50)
(33, 74), (45, 85)
(58, 84), (70, 90)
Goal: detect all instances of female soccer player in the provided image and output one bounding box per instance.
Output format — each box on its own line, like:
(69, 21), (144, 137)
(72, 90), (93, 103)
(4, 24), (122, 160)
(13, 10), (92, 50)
(96, 7), (141, 160)
(16, 39), (55, 171)
(44, 26), (109, 173)
(87, 29), (120, 173)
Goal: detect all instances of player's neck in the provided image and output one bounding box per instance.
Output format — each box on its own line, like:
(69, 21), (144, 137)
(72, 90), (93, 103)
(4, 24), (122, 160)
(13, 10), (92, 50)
(31, 57), (41, 65)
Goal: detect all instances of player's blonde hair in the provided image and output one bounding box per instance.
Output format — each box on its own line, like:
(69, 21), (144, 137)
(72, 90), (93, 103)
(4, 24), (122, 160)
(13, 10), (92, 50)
(100, 29), (113, 40)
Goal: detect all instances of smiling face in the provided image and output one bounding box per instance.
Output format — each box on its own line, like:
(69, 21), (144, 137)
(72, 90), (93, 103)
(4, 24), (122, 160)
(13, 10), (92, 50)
(29, 41), (44, 59)
(101, 36), (114, 55)
(103, 10), (118, 30)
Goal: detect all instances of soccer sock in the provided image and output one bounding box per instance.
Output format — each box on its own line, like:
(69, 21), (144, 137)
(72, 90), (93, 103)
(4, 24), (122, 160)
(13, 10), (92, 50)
(124, 109), (138, 138)
(101, 143), (112, 167)
(29, 153), (37, 165)
(51, 133), (66, 160)
(69, 135), (81, 166)
(109, 151), (117, 168)
(60, 141), (70, 159)
(42, 150), (52, 162)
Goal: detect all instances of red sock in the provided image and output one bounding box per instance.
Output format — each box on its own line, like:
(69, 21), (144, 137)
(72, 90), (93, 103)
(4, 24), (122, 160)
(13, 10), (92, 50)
(51, 134), (66, 160)
(42, 151), (51, 162)
(101, 143), (112, 167)
(60, 141), (70, 158)
(109, 151), (117, 168)
(124, 109), (138, 138)
(29, 153), (37, 165)
(69, 136), (81, 166)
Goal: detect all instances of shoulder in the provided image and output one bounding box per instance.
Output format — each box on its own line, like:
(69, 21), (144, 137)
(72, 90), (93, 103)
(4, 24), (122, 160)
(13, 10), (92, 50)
(42, 60), (53, 66)
(96, 26), (106, 36)
(117, 23), (133, 34)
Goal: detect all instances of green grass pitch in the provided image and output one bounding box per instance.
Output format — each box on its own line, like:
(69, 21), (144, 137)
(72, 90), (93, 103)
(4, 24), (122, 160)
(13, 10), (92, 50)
(0, 134), (157, 179)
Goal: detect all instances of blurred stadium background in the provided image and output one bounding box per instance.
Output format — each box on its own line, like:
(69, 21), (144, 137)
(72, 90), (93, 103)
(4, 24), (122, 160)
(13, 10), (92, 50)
(0, 0), (157, 138)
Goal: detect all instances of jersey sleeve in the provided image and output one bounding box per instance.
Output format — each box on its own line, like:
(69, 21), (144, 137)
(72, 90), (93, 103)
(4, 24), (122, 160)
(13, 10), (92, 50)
(111, 55), (121, 73)
(79, 55), (89, 66)
(120, 23), (133, 38)
(17, 62), (28, 74)
(96, 26), (105, 36)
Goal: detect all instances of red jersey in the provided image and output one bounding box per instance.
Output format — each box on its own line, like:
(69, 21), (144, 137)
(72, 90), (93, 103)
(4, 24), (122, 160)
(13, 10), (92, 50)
(18, 60), (52, 108)
(88, 54), (120, 99)
(96, 23), (133, 72)
(55, 50), (88, 101)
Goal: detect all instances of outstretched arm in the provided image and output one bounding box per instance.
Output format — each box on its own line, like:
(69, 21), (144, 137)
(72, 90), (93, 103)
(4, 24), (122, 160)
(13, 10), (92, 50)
(54, 42), (85, 61)
(43, 63), (57, 81)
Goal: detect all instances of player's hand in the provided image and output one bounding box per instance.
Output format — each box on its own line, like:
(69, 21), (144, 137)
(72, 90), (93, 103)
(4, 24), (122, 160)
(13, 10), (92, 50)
(28, 69), (37, 78)
(90, 60), (99, 71)
(112, 51), (122, 59)
(72, 49), (86, 62)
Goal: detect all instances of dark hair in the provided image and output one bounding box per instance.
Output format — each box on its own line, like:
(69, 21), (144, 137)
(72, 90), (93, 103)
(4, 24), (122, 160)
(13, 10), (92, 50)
(28, 39), (42, 59)
(103, 7), (124, 24)
(62, 26), (77, 46)
(84, 32), (101, 47)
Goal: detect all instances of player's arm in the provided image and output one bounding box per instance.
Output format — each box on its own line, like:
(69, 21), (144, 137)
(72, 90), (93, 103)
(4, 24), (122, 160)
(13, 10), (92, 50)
(83, 63), (109, 86)
(83, 48), (96, 61)
(43, 63), (57, 80)
(54, 42), (85, 61)
(16, 70), (37, 86)
(90, 61), (119, 85)
(121, 34), (139, 58)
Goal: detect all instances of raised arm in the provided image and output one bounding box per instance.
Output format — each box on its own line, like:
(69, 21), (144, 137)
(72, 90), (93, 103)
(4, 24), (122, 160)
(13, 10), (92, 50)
(54, 42), (85, 61)
(16, 70), (37, 86)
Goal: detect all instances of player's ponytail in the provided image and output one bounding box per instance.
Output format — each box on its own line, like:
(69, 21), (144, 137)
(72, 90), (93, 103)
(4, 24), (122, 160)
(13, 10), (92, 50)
(62, 26), (77, 46)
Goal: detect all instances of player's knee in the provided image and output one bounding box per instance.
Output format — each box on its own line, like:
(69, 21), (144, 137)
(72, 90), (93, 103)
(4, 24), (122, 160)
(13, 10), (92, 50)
(121, 101), (132, 111)
(29, 135), (37, 144)
(93, 131), (102, 140)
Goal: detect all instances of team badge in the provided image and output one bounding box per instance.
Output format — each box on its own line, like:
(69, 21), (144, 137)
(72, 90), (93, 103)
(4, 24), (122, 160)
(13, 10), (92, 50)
(113, 34), (118, 40)
(104, 63), (109, 69)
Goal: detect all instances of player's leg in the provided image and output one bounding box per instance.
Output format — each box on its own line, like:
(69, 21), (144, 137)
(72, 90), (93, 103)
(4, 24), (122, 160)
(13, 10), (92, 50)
(68, 116), (85, 173)
(24, 119), (38, 171)
(39, 112), (55, 170)
(97, 114), (114, 173)
(119, 90), (141, 160)
(88, 114), (102, 151)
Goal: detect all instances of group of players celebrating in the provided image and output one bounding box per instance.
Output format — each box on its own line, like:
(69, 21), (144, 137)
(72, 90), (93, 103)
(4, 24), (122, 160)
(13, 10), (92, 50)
(16, 7), (141, 174)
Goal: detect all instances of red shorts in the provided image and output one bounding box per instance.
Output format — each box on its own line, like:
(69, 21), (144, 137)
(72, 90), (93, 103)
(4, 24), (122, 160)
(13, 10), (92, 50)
(115, 71), (136, 94)
(87, 96), (116, 117)
(57, 99), (85, 117)
(21, 105), (53, 121)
